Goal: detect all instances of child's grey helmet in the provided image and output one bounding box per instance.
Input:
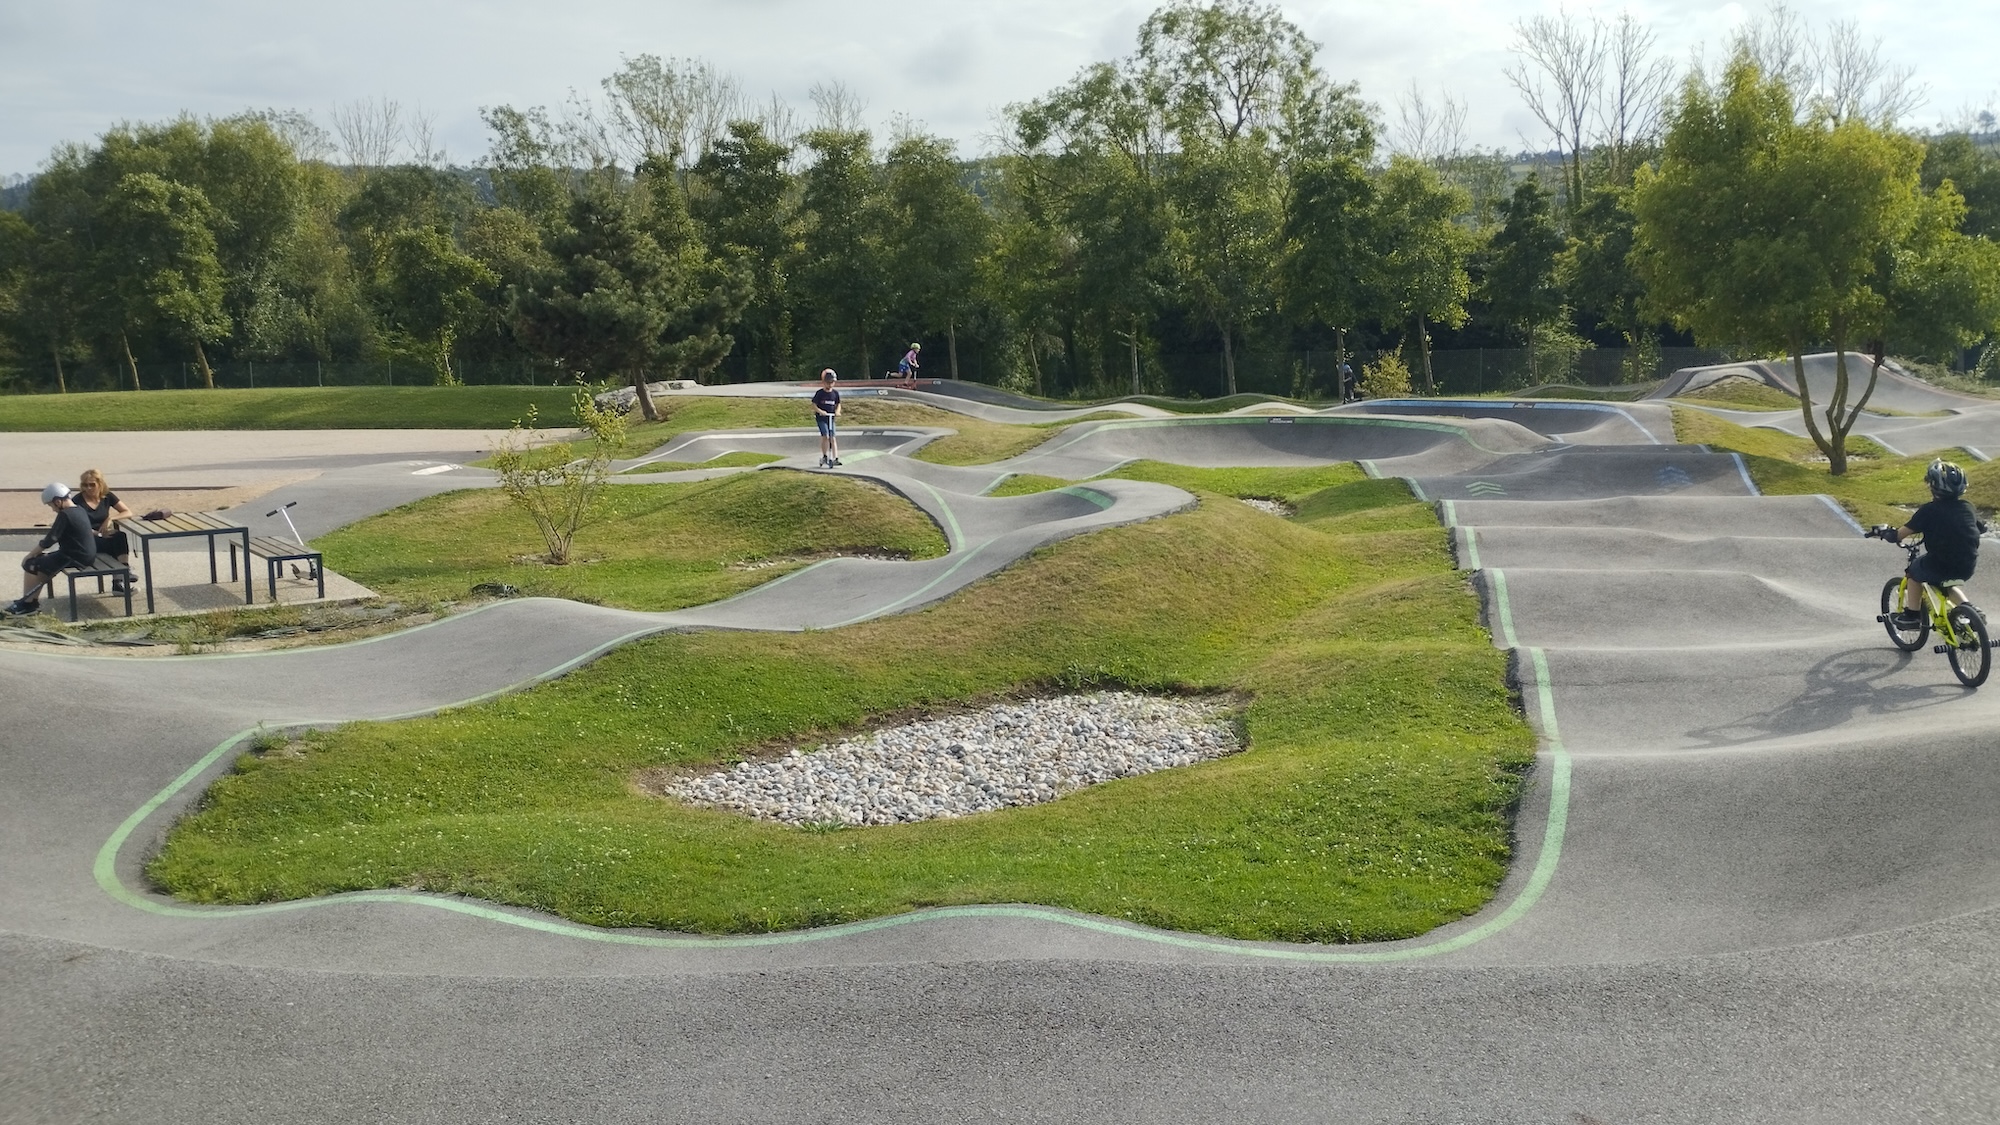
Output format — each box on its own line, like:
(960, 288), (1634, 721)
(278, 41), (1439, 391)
(1926, 459), (1967, 499)
(40, 482), (69, 504)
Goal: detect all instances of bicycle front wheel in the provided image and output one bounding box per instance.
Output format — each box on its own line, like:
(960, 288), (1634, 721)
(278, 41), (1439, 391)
(1882, 578), (1928, 651)
(1946, 605), (1991, 688)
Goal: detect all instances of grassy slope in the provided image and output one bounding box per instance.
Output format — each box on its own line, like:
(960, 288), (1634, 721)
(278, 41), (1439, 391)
(0, 386), (580, 430)
(152, 470), (1534, 943)
(1674, 381), (1799, 411)
(617, 451), (782, 473)
(994, 463), (1368, 501)
(318, 472), (947, 610)
(1673, 406), (2000, 524)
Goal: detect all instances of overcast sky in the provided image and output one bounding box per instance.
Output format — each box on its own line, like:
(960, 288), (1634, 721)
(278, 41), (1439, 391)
(2, 0), (1995, 178)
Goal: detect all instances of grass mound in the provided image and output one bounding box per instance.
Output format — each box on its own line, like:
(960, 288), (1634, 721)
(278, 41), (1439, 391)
(0, 385), (579, 431)
(319, 472), (948, 610)
(618, 451), (781, 474)
(1676, 379), (1798, 411)
(1672, 406), (2000, 524)
(153, 471), (1533, 944)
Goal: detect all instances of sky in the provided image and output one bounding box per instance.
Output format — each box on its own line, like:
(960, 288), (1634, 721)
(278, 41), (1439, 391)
(2, 0), (1995, 178)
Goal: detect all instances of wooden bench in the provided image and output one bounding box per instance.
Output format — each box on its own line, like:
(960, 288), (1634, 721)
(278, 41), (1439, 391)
(58, 560), (134, 622)
(228, 536), (324, 603)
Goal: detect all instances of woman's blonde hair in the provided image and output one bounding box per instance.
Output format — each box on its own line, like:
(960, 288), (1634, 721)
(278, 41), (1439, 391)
(78, 468), (108, 495)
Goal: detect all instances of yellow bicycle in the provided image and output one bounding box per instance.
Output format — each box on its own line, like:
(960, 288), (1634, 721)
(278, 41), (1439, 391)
(1867, 526), (1991, 688)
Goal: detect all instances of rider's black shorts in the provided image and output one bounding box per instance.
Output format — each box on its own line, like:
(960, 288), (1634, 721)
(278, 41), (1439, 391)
(1909, 554), (1970, 586)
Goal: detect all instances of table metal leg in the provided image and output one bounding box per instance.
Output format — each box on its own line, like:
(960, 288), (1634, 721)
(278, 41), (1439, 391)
(142, 543), (157, 615)
(239, 532), (253, 604)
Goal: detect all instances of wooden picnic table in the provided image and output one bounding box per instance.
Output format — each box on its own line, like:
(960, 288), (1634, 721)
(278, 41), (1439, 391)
(118, 511), (253, 615)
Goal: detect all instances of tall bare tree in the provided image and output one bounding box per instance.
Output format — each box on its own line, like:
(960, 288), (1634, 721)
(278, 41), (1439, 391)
(332, 97), (404, 172)
(809, 81), (868, 135)
(1506, 8), (1605, 216)
(1735, 4), (1925, 128)
(1598, 12), (1672, 184)
(1393, 82), (1467, 168)
(601, 55), (744, 167)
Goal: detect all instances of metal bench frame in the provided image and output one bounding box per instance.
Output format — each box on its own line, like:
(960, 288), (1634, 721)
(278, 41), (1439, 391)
(229, 537), (325, 602)
(58, 561), (134, 622)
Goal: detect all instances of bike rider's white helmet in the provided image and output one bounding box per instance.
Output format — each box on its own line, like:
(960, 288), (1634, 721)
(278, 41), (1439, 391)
(40, 482), (69, 504)
(821, 368), (837, 381)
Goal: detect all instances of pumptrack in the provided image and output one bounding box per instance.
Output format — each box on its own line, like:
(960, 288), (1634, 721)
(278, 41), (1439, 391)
(4, 390), (1997, 1123)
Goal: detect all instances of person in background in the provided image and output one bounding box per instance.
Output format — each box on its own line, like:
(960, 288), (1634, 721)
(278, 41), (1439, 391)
(73, 468), (135, 594)
(813, 369), (843, 468)
(6, 483), (96, 616)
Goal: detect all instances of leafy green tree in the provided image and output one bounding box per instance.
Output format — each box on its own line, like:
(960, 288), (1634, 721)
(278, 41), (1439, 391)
(1633, 54), (1927, 473)
(883, 134), (995, 380)
(1920, 133), (2000, 242)
(1374, 155), (1472, 394)
(638, 160), (751, 386)
(1883, 180), (2000, 364)
(691, 121), (802, 378)
(1166, 136), (1282, 395)
(96, 172), (230, 388)
(515, 188), (678, 420)
(1278, 84), (1378, 372)
(375, 226), (496, 384)
(1561, 184), (1650, 376)
(796, 128), (892, 376)
(1483, 179), (1565, 378)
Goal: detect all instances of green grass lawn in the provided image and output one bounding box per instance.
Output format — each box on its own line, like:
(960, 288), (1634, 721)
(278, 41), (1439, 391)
(0, 385), (581, 430)
(318, 472), (948, 610)
(152, 471), (1534, 944)
(618, 451), (782, 473)
(1673, 405), (2000, 525)
(1674, 380), (1799, 411)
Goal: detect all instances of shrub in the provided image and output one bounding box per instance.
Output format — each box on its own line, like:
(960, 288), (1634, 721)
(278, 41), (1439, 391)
(1359, 354), (1413, 399)
(488, 383), (628, 565)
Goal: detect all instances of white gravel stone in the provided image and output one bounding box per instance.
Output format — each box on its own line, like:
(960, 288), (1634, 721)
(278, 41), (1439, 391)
(667, 691), (1241, 826)
(1239, 497), (1293, 517)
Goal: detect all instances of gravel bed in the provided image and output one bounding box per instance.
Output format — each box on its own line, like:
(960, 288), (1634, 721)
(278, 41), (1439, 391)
(667, 691), (1241, 826)
(1239, 497), (1294, 517)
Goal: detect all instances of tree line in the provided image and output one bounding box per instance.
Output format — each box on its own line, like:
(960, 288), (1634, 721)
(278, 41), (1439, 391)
(1, 0), (1997, 408)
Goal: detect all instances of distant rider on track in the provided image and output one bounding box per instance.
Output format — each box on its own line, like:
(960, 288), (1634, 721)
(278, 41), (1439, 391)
(813, 368), (843, 468)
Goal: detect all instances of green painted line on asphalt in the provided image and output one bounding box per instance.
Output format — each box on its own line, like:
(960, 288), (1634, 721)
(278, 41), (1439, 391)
(96, 494), (1575, 966)
(1406, 478), (1430, 502)
(1461, 526), (1482, 571)
(1489, 569), (1520, 648)
(906, 478), (965, 548)
(827, 538), (1002, 628)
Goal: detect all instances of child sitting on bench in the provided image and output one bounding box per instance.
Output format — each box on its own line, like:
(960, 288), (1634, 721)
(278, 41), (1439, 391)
(6, 482), (98, 617)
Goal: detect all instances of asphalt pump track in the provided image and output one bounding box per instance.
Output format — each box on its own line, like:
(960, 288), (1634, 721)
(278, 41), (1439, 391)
(4, 397), (1998, 1122)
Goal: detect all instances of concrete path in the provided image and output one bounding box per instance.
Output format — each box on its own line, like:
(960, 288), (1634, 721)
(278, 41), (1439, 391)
(3, 399), (1997, 1122)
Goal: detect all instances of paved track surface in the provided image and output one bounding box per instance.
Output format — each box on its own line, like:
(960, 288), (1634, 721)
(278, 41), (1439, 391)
(5, 398), (1998, 1122)
(1663, 351), (2000, 459)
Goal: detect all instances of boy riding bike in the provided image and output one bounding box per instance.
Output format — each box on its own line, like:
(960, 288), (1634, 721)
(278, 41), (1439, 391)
(1874, 459), (1983, 628)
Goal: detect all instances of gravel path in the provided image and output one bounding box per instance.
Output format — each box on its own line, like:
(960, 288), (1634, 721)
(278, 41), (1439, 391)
(1239, 498), (1293, 517)
(668, 691), (1241, 826)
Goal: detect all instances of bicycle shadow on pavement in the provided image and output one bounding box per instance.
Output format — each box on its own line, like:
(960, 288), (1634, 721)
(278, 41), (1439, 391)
(1684, 646), (1971, 748)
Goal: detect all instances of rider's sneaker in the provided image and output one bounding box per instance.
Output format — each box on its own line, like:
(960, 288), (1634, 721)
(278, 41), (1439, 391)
(1890, 610), (1924, 628)
(831, 458), (842, 467)
(2, 598), (40, 617)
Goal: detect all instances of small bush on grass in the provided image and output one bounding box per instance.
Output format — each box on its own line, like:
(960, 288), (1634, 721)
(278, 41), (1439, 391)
(488, 385), (627, 565)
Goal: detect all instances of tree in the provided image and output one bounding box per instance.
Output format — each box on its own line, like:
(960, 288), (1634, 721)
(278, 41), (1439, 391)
(882, 134), (993, 379)
(796, 128), (892, 377)
(1483, 179), (1565, 378)
(1140, 0), (1315, 397)
(1506, 9), (1604, 217)
(96, 172), (230, 388)
(1882, 180), (2000, 364)
(1633, 54), (1926, 474)
(515, 188), (679, 420)
(1561, 184), (1651, 377)
(1373, 156), (1471, 394)
(374, 225), (496, 384)
(1921, 134), (2000, 242)
(638, 161), (751, 387)
(691, 120), (802, 378)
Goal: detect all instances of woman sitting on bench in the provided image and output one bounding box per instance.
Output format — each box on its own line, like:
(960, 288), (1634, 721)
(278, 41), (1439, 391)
(5, 482), (97, 617)
(74, 468), (136, 594)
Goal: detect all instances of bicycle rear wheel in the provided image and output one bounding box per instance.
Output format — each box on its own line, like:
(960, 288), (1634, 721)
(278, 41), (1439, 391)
(1946, 605), (1991, 688)
(1881, 578), (1928, 651)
